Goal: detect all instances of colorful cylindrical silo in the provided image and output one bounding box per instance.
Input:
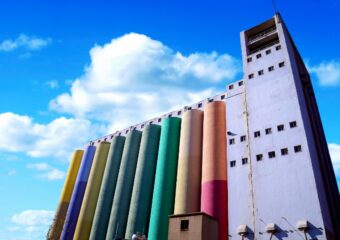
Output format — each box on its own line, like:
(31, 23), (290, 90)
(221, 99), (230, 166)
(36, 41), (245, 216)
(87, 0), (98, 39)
(47, 150), (83, 240)
(148, 117), (181, 240)
(61, 145), (96, 240)
(125, 124), (161, 239)
(201, 101), (228, 240)
(73, 142), (111, 240)
(106, 130), (142, 240)
(174, 109), (203, 214)
(89, 136), (125, 240)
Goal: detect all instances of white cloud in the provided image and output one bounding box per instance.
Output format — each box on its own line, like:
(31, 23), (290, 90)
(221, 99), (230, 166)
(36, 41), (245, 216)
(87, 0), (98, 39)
(309, 60), (340, 86)
(11, 210), (54, 226)
(0, 112), (101, 159)
(27, 163), (65, 181)
(329, 143), (340, 175)
(7, 170), (16, 176)
(50, 33), (240, 131)
(0, 34), (51, 52)
(45, 80), (59, 89)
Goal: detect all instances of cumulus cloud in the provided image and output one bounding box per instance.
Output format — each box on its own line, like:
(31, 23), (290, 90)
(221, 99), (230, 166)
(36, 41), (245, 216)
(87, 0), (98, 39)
(309, 60), (340, 86)
(45, 80), (59, 89)
(8, 210), (54, 240)
(50, 33), (240, 131)
(0, 34), (51, 52)
(27, 163), (65, 180)
(0, 112), (101, 159)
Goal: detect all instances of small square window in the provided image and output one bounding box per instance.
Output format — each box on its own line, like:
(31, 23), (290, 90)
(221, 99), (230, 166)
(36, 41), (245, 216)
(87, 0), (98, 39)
(281, 148), (288, 155)
(240, 135), (246, 142)
(290, 121), (297, 128)
(238, 81), (244, 86)
(168, 114), (172, 117)
(268, 151), (276, 159)
(180, 220), (189, 231)
(256, 154), (263, 161)
(229, 138), (235, 145)
(126, 130), (129, 134)
(149, 121), (153, 125)
(177, 111), (182, 115)
(279, 61), (285, 68)
(247, 57), (252, 63)
(276, 45), (282, 50)
(266, 49), (271, 55)
(230, 160), (236, 167)
(254, 131), (261, 138)
(158, 118), (162, 123)
(258, 70), (264, 76)
(188, 107), (192, 110)
(277, 124), (284, 132)
(294, 145), (302, 153)
(229, 85), (234, 90)
(248, 74), (254, 79)
(141, 124), (145, 128)
(256, 53), (262, 59)
(242, 158), (248, 165)
(198, 103), (202, 108)
(265, 128), (272, 135)
(268, 66), (274, 72)
(208, 98), (213, 102)
(220, 95), (225, 100)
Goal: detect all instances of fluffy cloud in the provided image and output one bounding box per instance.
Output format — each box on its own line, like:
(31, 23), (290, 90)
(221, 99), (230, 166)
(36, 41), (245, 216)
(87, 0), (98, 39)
(0, 112), (101, 159)
(309, 60), (340, 86)
(50, 33), (240, 131)
(0, 34), (51, 52)
(27, 163), (65, 180)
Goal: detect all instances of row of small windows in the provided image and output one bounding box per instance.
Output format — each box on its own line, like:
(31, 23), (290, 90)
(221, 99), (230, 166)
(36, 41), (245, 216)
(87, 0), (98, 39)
(247, 45), (282, 63)
(248, 61), (285, 79)
(230, 145), (302, 167)
(228, 121), (297, 145)
(228, 81), (244, 90)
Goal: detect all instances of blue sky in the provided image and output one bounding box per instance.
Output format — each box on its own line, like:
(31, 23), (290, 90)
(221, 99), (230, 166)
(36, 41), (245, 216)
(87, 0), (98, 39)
(0, 0), (339, 239)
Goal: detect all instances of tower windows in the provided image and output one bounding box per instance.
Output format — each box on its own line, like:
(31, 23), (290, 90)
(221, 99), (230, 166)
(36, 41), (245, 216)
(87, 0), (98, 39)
(268, 151), (276, 159)
(281, 148), (289, 156)
(256, 154), (263, 161)
(266, 49), (271, 55)
(158, 118), (162, 123)
(242, 158), (248, 165)
(238, 81), (244, 86)
(265, 128), (272, 135)
(177, 111), (182, 115)
(198, 103), (202, 108)
(181, 220), (189, 231)
(248, 74), (254, 79)
(279, 61), (285, 68)
(230, 160), (236, 167)
(247, 57), (252, 63)
(294, 145), (302, 153)
(229, 138), (235, 145)
(229, 84), (234, 90)
(256, 53), (262, 59)
(258, 70), (264, 76)
(277, 124), (285, 132)
(240, 135), (246, 142)
(276, 45), (282, 50)
(254, 131), (261, 138)
(268, 66), (274, 72)
(290, 121), (297, 128)
(220, 95), (225, 100)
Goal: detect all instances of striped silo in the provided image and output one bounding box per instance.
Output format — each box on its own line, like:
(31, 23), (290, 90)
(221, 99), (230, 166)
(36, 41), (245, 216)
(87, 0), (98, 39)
(89, 136), (126, 240)
(47, 150), (83, 240)
(61, 145), (96, 240)
(105, 130), (142, 240)
(201, 101), (228, 240)
(174, 109), (203, 214)
(73, 141), (111, 240)
(125, 124), (161, 239)
(148, 117), (181, 240)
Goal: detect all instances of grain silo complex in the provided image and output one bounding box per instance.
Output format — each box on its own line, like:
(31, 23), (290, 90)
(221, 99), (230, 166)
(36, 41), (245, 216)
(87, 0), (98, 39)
(47, 14), (340, 240)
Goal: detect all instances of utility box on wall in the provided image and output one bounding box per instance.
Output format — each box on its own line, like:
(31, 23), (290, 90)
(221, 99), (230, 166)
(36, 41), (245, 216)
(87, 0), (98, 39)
(168, 212), (218, 240)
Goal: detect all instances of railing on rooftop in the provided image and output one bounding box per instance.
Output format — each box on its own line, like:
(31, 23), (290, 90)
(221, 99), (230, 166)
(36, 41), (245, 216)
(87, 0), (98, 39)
(248, 26), (277, 45)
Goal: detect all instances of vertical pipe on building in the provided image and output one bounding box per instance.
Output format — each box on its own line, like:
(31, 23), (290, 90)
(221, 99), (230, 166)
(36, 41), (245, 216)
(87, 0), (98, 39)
(89, 136), (126, 240)
(105, 130), (142, 240)
(125, 124), (161, 239)
(201, 101), (228, 240)
(73, 142), (111, 240)
(60, 145), (96, 240)
(148, 117), (181, 240)
(174, 109), (203, 214)
(47, 150), (83, 240)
